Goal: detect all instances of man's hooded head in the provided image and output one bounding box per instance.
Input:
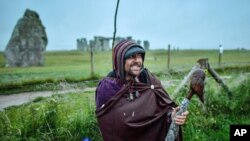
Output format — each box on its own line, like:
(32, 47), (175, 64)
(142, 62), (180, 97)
(112, 40), (145, 80)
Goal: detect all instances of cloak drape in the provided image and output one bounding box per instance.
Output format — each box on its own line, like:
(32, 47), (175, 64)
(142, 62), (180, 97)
(96, 72), (183, 141)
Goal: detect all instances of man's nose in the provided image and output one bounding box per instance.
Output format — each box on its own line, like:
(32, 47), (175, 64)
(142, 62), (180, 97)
(134, 56), (140, 62)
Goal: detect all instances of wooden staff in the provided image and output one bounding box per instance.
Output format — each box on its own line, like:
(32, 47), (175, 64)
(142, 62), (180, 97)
(166, 69), (206, 141)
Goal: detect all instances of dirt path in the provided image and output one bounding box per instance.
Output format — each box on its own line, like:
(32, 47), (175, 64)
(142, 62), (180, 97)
(1, 73), (245, 111)
(0, 79), (187, 111)
(0, 87), (96, 110)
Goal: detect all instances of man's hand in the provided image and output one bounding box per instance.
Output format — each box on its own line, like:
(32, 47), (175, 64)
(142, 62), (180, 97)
(171, 107), (189, 125)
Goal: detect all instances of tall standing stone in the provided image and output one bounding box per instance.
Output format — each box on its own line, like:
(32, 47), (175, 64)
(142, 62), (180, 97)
(143, 40), (150, 50)
(5, 9), (48, 67)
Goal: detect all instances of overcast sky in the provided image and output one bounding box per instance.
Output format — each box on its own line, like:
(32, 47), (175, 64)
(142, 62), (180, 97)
(1, 0), (250, 50)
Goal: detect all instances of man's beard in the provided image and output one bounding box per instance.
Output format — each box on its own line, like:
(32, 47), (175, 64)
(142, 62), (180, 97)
(127, 62), (142, 78)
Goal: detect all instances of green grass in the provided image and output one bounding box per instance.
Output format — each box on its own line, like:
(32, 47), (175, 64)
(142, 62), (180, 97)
(182, 73), (250, 141)
(0, 50), (250, 94)
(0, 51), (102, 84)
(145, 49), (250, 72)
(0, 49), (250, 139)
(0, 73), (249, 141)
(0, 91), (102, 141)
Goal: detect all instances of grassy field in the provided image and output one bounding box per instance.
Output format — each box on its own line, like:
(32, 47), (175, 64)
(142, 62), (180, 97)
(0, 49), (250, 140)
(0, 49), (250, 94)
(0, 72), (249, 141)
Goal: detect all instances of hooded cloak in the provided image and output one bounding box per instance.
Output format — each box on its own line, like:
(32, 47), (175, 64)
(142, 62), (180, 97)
(95, 40), (183, 141)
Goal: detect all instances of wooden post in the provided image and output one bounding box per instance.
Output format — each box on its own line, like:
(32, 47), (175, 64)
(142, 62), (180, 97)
(167, 44), (171, 70)
(207, 65), (232, 99)
(112, 0), (120, 49)
(90, 43), (94, 77)
(218, 53), (221, 67)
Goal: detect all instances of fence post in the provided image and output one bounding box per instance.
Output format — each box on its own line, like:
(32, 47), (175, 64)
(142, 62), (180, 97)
(90, 43), (94, 77)
(167, 44), (171, 70)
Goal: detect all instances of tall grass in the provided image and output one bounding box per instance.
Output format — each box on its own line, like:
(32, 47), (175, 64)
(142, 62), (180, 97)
(0, 91), (102, 141)
(0, 74), (249, 141)
(182, 73), (250, 141)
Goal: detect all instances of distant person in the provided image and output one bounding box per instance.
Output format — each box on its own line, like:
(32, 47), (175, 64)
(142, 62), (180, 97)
(95, 40), (188, 141)
(219, 45), (223, 54)
(218, 45), (223, 66)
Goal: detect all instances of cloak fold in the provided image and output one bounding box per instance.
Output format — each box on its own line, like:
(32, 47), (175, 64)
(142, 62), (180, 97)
(96, 72), (183, 141)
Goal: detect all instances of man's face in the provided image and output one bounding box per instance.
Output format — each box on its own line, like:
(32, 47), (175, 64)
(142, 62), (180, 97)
(124, 53), (143, 80)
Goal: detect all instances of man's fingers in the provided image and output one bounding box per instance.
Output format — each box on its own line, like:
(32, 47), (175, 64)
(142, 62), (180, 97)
(172, 109), (189, 125)
(175, 120), (184, 125)
(181, 111), (189, 116)
(175, 115), (186, 120)
(174, 114), (188, 125)
(175, 107), (180, 111)
(174, 118), (185, 125)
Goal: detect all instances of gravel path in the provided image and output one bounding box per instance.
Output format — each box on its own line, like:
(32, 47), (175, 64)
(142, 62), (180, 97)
(0, 87), (96, 110)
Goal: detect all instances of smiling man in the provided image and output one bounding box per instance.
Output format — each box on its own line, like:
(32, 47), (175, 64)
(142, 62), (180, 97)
(95, 40), (188, 141)
(124, 46), (144, 80)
